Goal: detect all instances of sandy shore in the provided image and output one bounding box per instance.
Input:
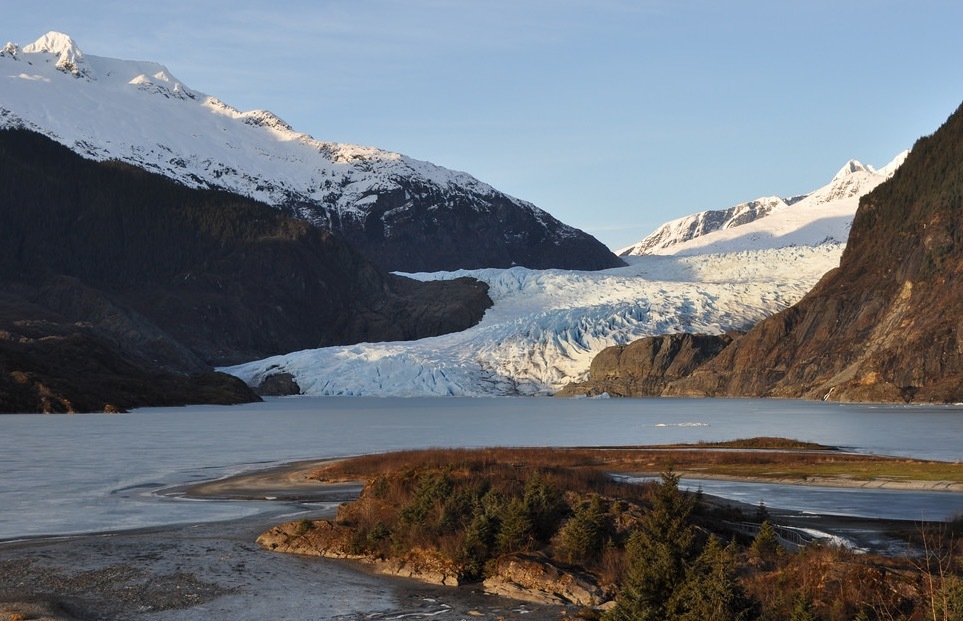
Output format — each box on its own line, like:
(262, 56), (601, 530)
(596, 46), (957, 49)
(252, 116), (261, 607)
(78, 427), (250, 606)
(1, 459), (951, 620)
(668, 470), (963, 492)
(172, 458), (364, 502)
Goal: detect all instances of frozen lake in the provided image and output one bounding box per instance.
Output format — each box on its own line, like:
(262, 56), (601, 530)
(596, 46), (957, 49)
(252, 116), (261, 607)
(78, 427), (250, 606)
(2, 396), (963, 540)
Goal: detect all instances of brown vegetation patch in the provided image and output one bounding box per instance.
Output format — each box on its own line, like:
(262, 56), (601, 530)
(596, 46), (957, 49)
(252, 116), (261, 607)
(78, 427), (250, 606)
(309, 443), (963, 487)
(260, 443), (963, 619)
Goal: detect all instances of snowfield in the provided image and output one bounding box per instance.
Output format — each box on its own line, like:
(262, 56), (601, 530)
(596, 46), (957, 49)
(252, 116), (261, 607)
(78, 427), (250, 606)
(222, 244), (844, 396)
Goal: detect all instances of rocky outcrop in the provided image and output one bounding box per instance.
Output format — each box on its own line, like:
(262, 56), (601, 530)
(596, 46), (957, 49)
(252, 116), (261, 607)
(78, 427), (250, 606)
(556, 333), (735, 397)
(0, 293), (257, 413)
(569, 101), (963, 404)
(482, 554), (604, 606)
(257, 520), (605, 604)
(256, 372), (301, 396)
(0, 129), (492, 412)
(256, 519), (461, 586)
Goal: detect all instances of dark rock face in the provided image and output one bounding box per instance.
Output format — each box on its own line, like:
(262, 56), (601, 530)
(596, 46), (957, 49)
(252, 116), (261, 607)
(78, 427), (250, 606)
(556, 333), (735, 398)
(293, 179), (625, 273)
(571, 101), (963, 404)
(0, 129), (493, 412)
(256, 372), (301, 397)
(0, 295), (257, 413)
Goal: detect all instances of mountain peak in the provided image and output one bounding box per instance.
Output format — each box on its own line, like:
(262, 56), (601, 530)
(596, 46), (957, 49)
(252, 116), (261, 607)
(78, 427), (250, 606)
(1, 42), (20, 57)
(21, 31), (91, 78)
(22, 31), (79, 54)
(832, 159), (876, 181)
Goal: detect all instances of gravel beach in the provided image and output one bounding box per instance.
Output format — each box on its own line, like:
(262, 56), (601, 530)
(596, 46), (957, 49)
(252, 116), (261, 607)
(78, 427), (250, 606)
(0, 463), (568, 621)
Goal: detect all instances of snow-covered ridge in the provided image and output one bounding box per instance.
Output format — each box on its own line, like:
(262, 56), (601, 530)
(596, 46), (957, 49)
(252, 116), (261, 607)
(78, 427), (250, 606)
(223, 244), (845, 396)
(619, 151), (907, 257)
(0, 31), (559, 228)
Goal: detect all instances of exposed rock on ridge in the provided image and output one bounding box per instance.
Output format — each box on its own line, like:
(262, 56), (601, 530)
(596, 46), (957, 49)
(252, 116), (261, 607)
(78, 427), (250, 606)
(618, 151), (906, 257)
(618, 196), (799, 256)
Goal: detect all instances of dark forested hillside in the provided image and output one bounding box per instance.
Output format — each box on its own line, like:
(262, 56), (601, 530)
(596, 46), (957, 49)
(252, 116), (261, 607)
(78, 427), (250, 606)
(0, 129), (491, 412)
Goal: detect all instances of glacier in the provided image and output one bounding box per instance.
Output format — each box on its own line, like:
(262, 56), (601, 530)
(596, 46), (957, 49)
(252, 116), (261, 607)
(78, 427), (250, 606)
(223, 152), (907, 398)
(223, 244), (845, 396)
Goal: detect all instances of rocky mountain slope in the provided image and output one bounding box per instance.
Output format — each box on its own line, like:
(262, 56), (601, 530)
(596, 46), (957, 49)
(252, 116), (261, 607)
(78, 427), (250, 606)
(0, 32), (622, 272)
(618, 154), (906, 257)
(0, 129), (491, 412)
(553, 333), (735, 398)
(566, 101), (963, 403)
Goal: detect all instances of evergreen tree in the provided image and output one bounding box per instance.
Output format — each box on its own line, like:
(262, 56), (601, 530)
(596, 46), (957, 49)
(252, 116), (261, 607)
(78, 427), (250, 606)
(458, 512), (495, 579)
(749, 520), (779, 566)
(558, 494), (611, 564)
(604, 470), (697, 621)
(754, 500), (770, 523)
(669, 535), (756, 621)
(789, 596), (818, 621)
(496, 497), (534, 554)
(523, 469), (566, 541)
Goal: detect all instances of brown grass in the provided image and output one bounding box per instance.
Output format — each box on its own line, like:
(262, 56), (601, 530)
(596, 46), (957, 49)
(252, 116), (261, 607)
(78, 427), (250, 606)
(310, 442), (963, 486)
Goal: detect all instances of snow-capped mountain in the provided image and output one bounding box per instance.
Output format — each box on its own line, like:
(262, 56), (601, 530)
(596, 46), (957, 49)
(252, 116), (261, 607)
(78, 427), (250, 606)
(0, 32), (621, 272)
(618, 153), (907, 257)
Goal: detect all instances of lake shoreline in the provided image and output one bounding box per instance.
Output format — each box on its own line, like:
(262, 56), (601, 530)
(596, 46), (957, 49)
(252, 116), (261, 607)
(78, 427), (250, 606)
(3, 451), (954, 620)
(181, 453), (963, 501)
(0, 506), (566, 621)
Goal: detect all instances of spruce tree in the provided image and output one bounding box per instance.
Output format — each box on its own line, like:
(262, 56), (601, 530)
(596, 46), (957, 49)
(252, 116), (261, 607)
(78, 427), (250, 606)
(789, 596), (818, 621)
(558, 494), (611, 564)
(749, 520), (779, 566)
(604, 471), (696, 621)
(669, 535), (756, 621)
(496, 497), (534, 554)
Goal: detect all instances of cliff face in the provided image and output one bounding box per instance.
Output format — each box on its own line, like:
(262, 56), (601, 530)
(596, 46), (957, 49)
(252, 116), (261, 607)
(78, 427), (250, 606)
(567, 102), (963, 403)
(555, 333), (734, 398)
(0, 129), (491, 412)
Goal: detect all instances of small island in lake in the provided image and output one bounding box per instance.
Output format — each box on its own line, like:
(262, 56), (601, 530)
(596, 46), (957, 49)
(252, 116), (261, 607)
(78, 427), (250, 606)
(252, 440), (963, 620)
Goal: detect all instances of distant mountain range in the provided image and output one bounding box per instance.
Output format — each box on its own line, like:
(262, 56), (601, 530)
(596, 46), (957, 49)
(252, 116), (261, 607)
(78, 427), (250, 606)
(564, 101), (963, 403)
(0, 32), (622, 272)
(618, 153), (907, 257)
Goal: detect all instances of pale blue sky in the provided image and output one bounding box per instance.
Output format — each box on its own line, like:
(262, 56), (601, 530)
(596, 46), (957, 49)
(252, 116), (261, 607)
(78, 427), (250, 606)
(7, 1), (963, 250)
